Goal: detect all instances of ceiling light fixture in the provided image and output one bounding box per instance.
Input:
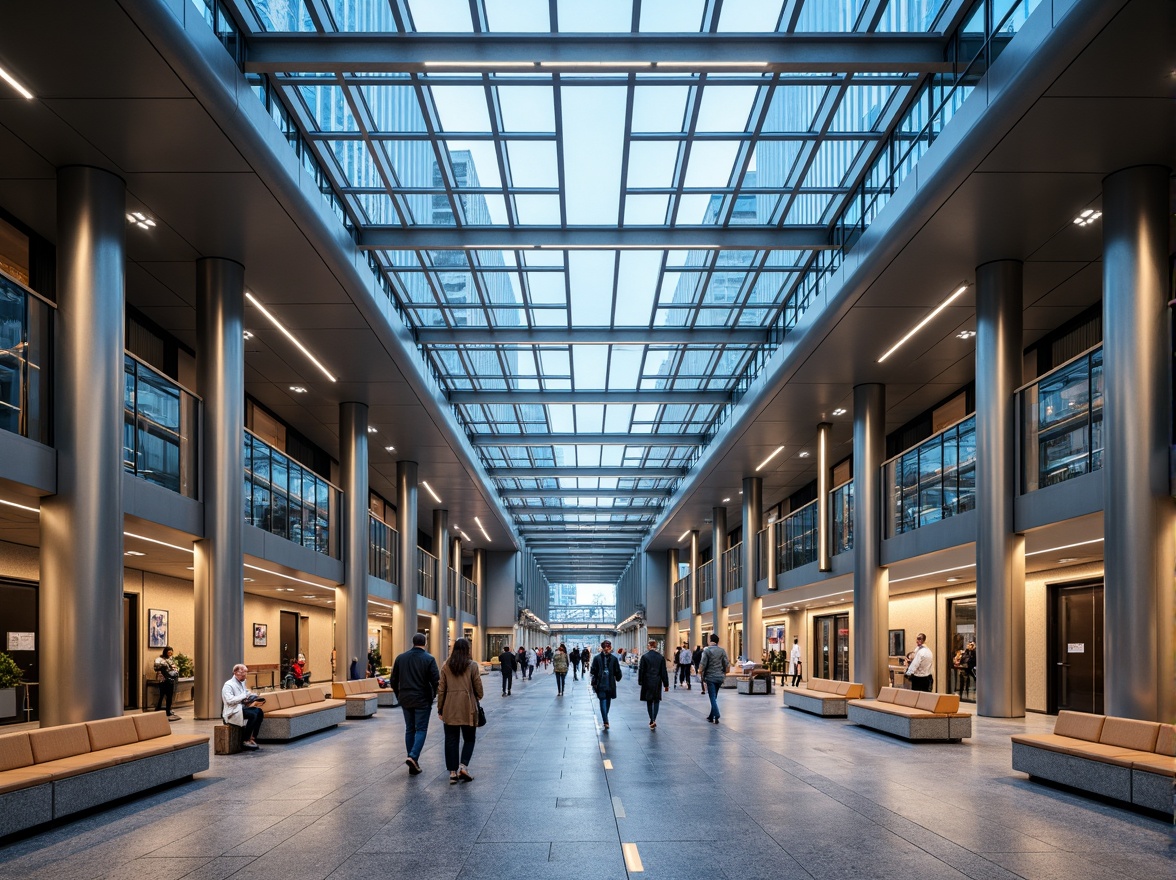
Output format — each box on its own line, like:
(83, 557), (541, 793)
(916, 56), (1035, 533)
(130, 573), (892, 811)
(956, 329), (976, 340)
(421, 480), (442, 504)
(799, 451), (810, 459)
(474, 516), (490, 542)
(1073, 208), (1102, 227)
(246, 291), (337, 382)
(125, 211), (156, 231)
(677, 530), (690, 543)
(0, 498), (39, 514)
(243, 330), (254, 340)
(1026, 538), (1103, 557)
(756, 446), (786, 471)
(124, 532), (193, 554)
(289, 385), (308, 394)
(244, 563), (326, 588)
(385, 445), (396, 452)
(0, 63), (34, 100)
(832, 407), (847, 416)
(367, 426), (378, 433)
(890, 561), (975, 584)
(722, 497), (731, 503)
(124, 550), (146, 557)
(877, 283), (969, 363)
(243, 577), (254, 583)
(1058, 557), (1078, 564)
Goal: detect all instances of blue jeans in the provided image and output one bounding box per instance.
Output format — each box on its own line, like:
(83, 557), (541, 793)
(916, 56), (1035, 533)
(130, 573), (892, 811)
(706, 680), (721, 720)
(598, 696), (612, 725)
(401, 706), (431, 760)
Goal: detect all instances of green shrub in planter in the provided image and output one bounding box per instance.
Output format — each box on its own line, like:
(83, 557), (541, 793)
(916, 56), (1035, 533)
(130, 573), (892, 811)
(174, 653), (194, 678)
(0, 652), (24, 688)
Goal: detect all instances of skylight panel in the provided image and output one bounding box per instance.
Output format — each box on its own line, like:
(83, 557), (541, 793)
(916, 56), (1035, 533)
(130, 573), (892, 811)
(506, 142), (559, 187)
(639, 0), (706, 32)
(430, 86), (492, 133)
(717, 0), (783, 32)
(484, 0), (551, 32)
(249, 0), (315, 32)
(626, 142), (679, 188)
(443, 140), (501, 188)
(793, 0), (865, 32)
(497, 86), (556, 132)
(562, 88), (625, 223)
(569, 252), (616, 324)
(623, 195), (670, 225)
(877, 0), (948, 32)
(604, 405), (634, 432)
(556, 0), (633, 32)
(696, 87), (758, 133)
(407, 0), (473, 32)
(549, 405), (575, 433)
(607, 347), (643, 389)
(631, 87), (689, 133)
(613, 251), (661, 323)
(600, 447), (624, 467)
(330, 0), (398, 32)
(675, 193), (714, 224)
(573, 346), (608, 388)
(574, 405), (606, 432)
(514, 194), (561, 223)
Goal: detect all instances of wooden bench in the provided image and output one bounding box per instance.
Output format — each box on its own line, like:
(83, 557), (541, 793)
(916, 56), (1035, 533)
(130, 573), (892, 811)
(847, 687), (972, 741)
(782, 677), (865, 716)
(330, 679), (382, 717)
(256, 686), (346, 741)
(0, 712), (209, 837)
(1011, 710), (1175, 815)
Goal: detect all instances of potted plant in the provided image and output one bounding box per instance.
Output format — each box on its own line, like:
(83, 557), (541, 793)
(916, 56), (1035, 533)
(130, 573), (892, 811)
(0, 652), (24, 719)
(174, 653), (194, 678)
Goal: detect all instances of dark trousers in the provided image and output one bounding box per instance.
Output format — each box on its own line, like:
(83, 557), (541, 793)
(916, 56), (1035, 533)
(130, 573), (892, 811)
(526, 664), (534, 679)
(910, 675), (934, 692)
(401, 706), (431, 759)
(241, 706), (264, 741)
(155, 679), (175, 712)
(555, 671), (567, 693)
(571, 662), (579, 680)
(677, 664), (691, 687)
(501, 670), (512, 694)
(598, 696), (612, 724)
(791, 670), (801, 687)
(443, 723), (476, 771)
(646, 700), (660, 722)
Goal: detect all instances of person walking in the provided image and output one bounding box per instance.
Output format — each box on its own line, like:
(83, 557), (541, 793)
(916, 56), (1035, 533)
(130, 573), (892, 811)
(437, 637), (482, 784)
(581, 646), (591, 677)
(498, 644), (517, 695)
(524, 646), (537, 680)
(552, 644), (570, 695)
(590, 640), (622, 730)
(676, 644), (692, 689)
(153, 645), (181, 720)
(959, 641), (976, 699)
(570, 646), (581, 680)
(516, 647), (526, 679)
(788, 637), (803, 687)
(390, 632), (440, 775)
(543, 646), (553, 669)
(905, 632), (934, 692)
(637, 639), (669, 729)
(698, 633), (730, 724)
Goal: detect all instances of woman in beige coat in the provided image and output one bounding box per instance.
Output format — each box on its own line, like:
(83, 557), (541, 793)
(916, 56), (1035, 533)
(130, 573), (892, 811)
(437, 637), (483, 783)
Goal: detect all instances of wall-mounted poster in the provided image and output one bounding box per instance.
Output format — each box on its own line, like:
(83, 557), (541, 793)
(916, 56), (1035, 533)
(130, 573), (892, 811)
(253, 623), (268, 647)
(888, 629), (905, 657)
(148, 609), (168, 648)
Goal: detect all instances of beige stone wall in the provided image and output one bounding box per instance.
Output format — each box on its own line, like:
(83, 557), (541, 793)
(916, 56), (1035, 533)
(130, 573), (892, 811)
(1025, 562), (1104, 712)
(243, 593), (335, 684)
(123, 568), (196, 678)
(0, 540), (39, 581)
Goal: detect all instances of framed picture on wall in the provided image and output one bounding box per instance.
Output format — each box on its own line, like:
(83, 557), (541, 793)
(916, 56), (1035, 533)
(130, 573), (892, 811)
(888, 629), (905, 657)
(253, 623), (268, 647)
(148, 609), (168, 649)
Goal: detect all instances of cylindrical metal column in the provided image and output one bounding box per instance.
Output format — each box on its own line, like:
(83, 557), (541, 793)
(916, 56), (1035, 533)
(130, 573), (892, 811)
(192, 257), (246, 718)
(975, 261), (1026, 717)
(817, 422), (832, 572)
(451, 534), (462, 651)
(433, 508), (449, 662)
(396, 461), (419, 657)
(742, 477), (763, 662)
(40, 166), (126, 726)
(689, 530), (701, 650)
(337, 401), (370, 679)
(852, 384), (888, 697)
(473, 548), (487, 659)
(668, 547), (680, 646)
(712, 506), (728, 652)
(1102, 165), (1175, 722)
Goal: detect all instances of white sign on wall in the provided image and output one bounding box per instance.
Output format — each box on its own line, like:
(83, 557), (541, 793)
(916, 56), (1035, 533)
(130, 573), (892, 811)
(1067, 643), (1085, 653)
(6, 632), (34, 651)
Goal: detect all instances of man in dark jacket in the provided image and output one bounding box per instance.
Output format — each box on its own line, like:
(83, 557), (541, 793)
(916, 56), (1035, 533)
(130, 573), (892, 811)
(590, 640), (622, 730)
(498, 645), (517, 695)
(390, 633), (440, 775)
(570, 646), (581, 680)
(637, 639), (670, 729)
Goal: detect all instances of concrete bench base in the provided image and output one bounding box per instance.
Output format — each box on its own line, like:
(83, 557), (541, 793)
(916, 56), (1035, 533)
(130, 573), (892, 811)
(344, 694), (379, 718)
(1131, 769), (1174, 814)
(258, 702), (346, 741)
(1011, 741), (1131, 801)
(0, 782), (52, 837)
(783, 690), (848, 717)
(377, 690), (398, 708)
(848, 703), (972, 741)
(53, 743), (208, 817)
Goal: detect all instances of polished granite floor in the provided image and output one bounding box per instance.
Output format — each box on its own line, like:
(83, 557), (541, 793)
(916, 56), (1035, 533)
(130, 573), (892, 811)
(1, 668), (1172, 880)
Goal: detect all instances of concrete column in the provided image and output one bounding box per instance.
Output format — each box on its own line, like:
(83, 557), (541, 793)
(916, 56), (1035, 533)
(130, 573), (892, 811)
(742, 477), (763, 662)
(712, 506), (729, 653)
(192, 257), (246, 717)
(852, 384), (888, 696)
(396, 461), (419, 657)
(668, 547), (679, 646)
(336, 402), (369, 679)
(433, 508), (449, 662)
(975, 261), (1026, 717)
(817, 421), (832, 572)
(688, 531), (701, 650)
(40, 166), (126, 726)
(473, 548), (487, 659)
(1102, 165), (1175, 722)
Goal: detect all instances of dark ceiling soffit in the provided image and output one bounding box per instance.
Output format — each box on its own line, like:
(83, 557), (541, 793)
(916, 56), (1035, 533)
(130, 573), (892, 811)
(454, 390), (727, 405)
(421, 328), (763, 345)
(475, 433), (704, 447)
(489, 467), (685, 478)
(358, 226), (831, 250)
(244, 33), (954, 74)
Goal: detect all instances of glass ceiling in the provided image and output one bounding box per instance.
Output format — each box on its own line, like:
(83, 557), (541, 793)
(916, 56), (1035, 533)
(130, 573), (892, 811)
(228, 0), (969, 580)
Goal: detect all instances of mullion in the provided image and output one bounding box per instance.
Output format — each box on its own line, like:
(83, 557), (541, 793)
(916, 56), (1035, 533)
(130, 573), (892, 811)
(667, 76), (706, 226)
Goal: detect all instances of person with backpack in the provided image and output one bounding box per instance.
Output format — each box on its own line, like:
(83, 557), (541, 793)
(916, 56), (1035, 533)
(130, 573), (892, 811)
(637, 639), (670, 729)
(698, 633), (730, 724)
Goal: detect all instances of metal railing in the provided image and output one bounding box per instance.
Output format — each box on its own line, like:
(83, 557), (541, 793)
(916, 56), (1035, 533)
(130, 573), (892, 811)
(697, 559), (714, 603)
(1019, 345), (1103, 494)
(0, 271), (51, 445)
(368, 514), (399, 584)
(673, 575), (690, 614)
(244, 429), (340, 556)
(756, 528), (769, 581)
(460, 575), (478, 617)
(831, 480), (854, 555)
(776, 499), (818, 573)
(723, 543), (742, 595)
(123, 355), (199, 498)
(417, 548), (437, 601)
(884, 415), (977, 538)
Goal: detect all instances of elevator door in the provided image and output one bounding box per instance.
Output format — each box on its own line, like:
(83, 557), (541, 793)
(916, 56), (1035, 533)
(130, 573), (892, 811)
(280, 610), (300, 683)
(1051, 583), (1104, 715)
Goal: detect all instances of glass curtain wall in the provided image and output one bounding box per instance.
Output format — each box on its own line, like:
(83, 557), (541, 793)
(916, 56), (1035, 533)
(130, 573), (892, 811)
(0, 273), (51, 445)
(123, 355), (199, 498)
(244, 430), (338, 556)
(885, 415), (976, 537)
(1020, 347), (1103, 493)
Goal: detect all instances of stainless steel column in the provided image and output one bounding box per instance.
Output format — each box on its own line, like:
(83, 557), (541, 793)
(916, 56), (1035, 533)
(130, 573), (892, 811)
(668, 547), (679, 647)
(689, 530), (701, 649)
(1102, 165), (1174, 722)
(451, 535), (462, 652)
(852, 384), (888, 697)
(396, 461), (419, 656)
(473, 548), (487, 659)
(40, 166), (126, 726)
(712, 506), (728, 652)
(817, 422), (832, 572)
(975, 261), (1026, 718)
(742, 477), (763, 661)
(337, 402), (369, 679)
(433, 508), (449, 662)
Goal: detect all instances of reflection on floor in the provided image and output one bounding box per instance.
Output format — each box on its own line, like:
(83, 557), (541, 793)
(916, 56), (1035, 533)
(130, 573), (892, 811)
(1, 671), (1171, 880)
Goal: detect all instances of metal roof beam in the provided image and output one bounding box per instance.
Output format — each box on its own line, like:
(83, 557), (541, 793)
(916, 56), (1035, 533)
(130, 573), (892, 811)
(246, 33), (954, 74)
(454, 390), (727, 405)
(475, 433), (702, 447)
(489, 466), (685, 478)
(359, 225), (830, 250)
(502, 488), (671, 498)
(421, 328), (761, 346)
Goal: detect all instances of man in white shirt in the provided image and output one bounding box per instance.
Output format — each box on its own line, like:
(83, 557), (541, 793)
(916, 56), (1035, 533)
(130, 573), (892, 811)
(676, 645), (692, 689)
(221, 663), (266, 749)
(789, 637), (803, 687)
(905, 633), (935, 692)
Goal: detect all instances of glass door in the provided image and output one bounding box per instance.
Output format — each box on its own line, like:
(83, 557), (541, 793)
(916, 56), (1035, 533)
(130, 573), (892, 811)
(948, 597), (977, 703)
(814, 613), (850, 681)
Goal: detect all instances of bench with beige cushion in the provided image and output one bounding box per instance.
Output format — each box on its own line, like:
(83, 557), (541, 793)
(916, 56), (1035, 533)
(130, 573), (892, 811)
(330, 679), (383, 717)
(0, 712), (209, 836)
(256, 686), (346, 741)
(847, 687), (972, 741)
(782, 678), (865, 716)
(1011, 711), (1175, 814)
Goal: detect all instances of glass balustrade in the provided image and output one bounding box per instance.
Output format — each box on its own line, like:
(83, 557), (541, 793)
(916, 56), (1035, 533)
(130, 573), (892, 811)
(697, 559), (714, 603)
(244, 430), (339, 556)
(884, 415), (977, 537)
(418, 548), (437, 601)
(368, 514), (399, 584)
(0, 272), (51, 445)
(673, 575), (689, 613)
(123, 355), (199, 498)
(723, 543), (742, 595)
(460, 575), (478, 617)
(831, 480), (854, 555)
(1020, 346), (1103, 493)
(756, 528), (769, 581)
(776, 500), (818, 572)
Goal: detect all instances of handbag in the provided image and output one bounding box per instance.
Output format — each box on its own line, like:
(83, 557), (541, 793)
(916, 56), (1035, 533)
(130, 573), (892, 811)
(476, 703), (487, 727)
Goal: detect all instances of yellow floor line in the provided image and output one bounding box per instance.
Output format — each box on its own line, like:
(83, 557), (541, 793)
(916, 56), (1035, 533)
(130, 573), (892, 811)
(622, 842), (644, 872)
(603, 759), (613, 770)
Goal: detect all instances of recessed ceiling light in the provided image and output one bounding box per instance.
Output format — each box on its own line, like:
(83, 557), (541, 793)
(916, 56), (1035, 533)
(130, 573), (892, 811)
(946, 576), (960, 582)
(677, 530), (690, 542)
(474, 516), (491, 542)
(243, 577), (254, 583)
(289, 385), (308, 394)
(186, 566), (194, 571)
(832, 407), (846, 416)
(878, 283), (969, 363)
(246, 291), (337, 382)
(756, 445), (786, 471)
(956, 329), (976, 340)
(1058, 557), (1078, 564)
(0, 63), (34, 99)
(799, 451), (810, 459)
(243, 330), (254, 340)
(722, 497), (731, 503)
(125, 211), (156, 230)
(124, 550), (146, 557)
(302, 594), (317, 599)
(1073, 208), (1102, 227)
(385, 445), (396, 452)
(367, 426), (378, 433)
(421, 480), (442, 504)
